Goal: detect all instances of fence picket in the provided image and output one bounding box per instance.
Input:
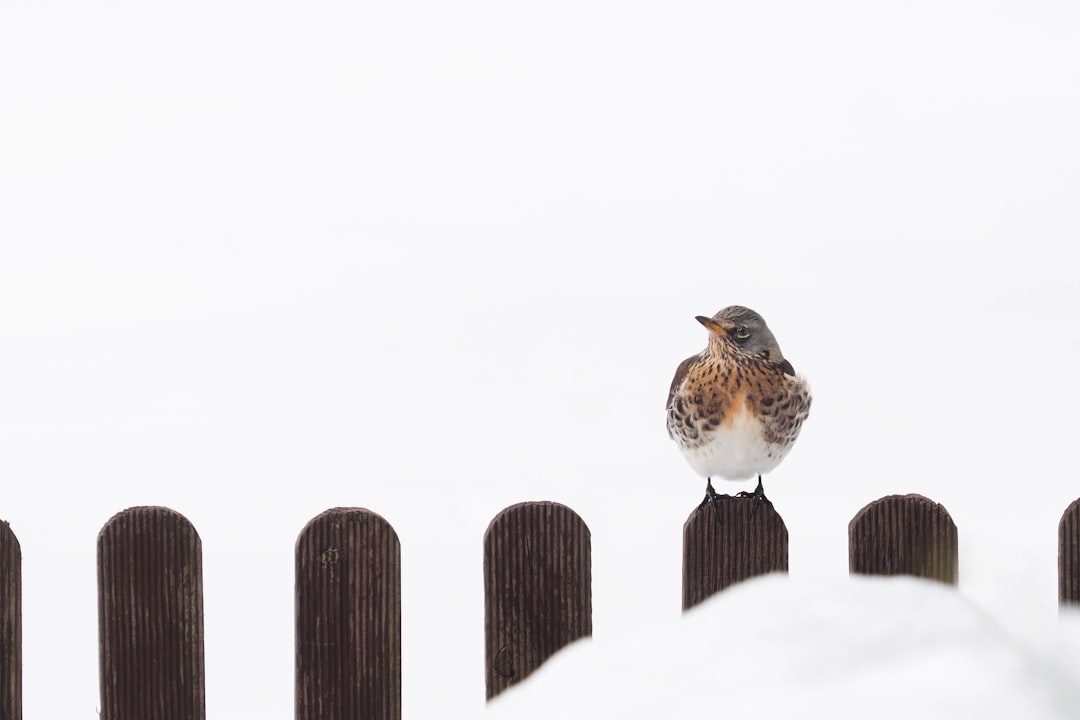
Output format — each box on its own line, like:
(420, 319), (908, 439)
(7, 493), (1078, 711)
(97, 506), (205, 720)
(295, 507), (401, 720)
(483, 501), (591, 700)
(682, 496), (789, 610)
(1, 521), (20, 720)
(1059, 498), (1080, 605)
(849, 494), (958, 584)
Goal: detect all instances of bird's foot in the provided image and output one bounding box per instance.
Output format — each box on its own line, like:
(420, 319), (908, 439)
(736, 476), (772, 515)
(699, 478), (726, 523)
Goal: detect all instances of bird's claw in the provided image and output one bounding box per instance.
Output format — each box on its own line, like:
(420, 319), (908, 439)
(736, 476), (772, 515)
(700, 478), (725, 523)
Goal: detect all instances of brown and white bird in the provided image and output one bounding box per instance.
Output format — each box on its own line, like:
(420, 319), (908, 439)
(666, 306), (811, 509)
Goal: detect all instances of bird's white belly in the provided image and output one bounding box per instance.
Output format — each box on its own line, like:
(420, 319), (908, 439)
(681, 410), (786, 481)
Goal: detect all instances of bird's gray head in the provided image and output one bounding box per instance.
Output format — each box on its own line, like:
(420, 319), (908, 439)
(695, 305), (787, 364)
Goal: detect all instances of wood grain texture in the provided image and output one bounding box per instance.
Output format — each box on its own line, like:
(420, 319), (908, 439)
(1, 521), (20, 720)
(1059, 498), (1080, 605)
(849, 494), (958, 585)
(295, 507), (401, 720)
(97, 506), (205, 720)
(483, 502), (591, 700)
(682, 496), (788, 611)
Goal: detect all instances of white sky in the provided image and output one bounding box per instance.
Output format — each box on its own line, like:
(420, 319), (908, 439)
(2, 1), (1079, 717)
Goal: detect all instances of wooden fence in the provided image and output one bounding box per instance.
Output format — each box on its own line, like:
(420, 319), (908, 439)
(2, 494), (1080, 719)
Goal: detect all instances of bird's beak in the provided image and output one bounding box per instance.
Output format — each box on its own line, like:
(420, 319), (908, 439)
(695, 316), (726, 334)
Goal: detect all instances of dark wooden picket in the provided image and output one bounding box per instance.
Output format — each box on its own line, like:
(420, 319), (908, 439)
(295, 507), (401, 720)
(849, 494), (958, 584)
(682, 495), (788, 610)
(97, 506), (205, 720)
(1, 521), (20, 720)
(3, 492), (1076, 714)
(483, 501), (592, 700)
(1059, 498), (1080, 605)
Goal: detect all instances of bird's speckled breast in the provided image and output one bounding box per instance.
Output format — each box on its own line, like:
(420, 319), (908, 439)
(667, 352), (810, 481)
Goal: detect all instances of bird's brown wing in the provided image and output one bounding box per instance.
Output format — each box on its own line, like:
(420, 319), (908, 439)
(666, 354), (700, 439)
(749, 364), (812, 446)
(666, 354), (700, 411)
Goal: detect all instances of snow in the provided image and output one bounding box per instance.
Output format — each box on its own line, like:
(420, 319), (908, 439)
(2, 0), (1080, 717)
(491, 576), (1080, 719)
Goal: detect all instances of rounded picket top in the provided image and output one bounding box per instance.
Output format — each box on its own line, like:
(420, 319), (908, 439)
(98, 504), (201, 544)
(849, 494), (958, 585)
(1059, 498), (1080, 605)
(295, 506), (400, 554)
(483, 501), (592, 700)
(0, 519), (18, 555)
(295, 507), (401, 720)
(97, 506), (205, 720)
(682, 495), (789, 611)
(1, 520), (21, 720)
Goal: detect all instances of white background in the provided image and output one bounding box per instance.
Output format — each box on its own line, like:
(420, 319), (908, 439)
(2, 1), (1079, 717)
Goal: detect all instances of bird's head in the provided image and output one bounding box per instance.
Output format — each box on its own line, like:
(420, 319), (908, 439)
(696, 306), (788, 366)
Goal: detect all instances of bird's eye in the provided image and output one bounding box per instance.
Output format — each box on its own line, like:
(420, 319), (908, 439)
(734, 325), (751, 342)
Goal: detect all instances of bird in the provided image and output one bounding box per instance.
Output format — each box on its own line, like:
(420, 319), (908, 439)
(666, 305), (811, 515)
